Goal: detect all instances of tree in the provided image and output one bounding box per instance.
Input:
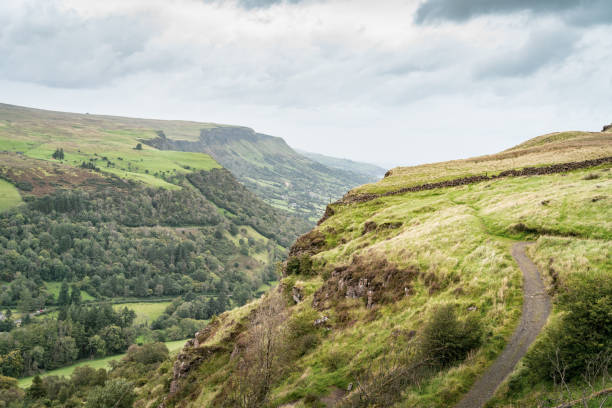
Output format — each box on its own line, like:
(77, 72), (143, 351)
(27, 375), (46, 399)
(135, 143), (142, 150)
(58, 281), (70, 306)
(88, 335), (106, 358)
(70, 285), (81, 305)
(52, 148), (65, 160)
(230, 292), (286, 407)
(0, 350), (24, 378)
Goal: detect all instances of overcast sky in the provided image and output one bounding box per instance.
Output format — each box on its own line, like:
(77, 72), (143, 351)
(1, 0), (611, 168)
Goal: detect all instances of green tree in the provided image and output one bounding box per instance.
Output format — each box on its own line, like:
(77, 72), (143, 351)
(85, 378), (135, 408)
(0, 350), (24, 378)
(27, 375), (46, 399)
(88, 335), (106, 358)
(70, 285), (81, 305)
(52, 148), (65, 160)
(58, 281), (70, 306)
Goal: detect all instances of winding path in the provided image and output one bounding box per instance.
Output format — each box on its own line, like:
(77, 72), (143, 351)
(455, 242), (552, 408)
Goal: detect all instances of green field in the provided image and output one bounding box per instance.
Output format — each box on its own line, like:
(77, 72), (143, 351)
(17, 339), (188, 388)
(44, 281), (95, 302)
(112, 301), (172, 324)
(0, 179), (22, 212)
(0, 104), (222, 190)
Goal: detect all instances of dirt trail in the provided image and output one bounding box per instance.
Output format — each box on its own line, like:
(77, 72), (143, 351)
(454, 242), (551, 408)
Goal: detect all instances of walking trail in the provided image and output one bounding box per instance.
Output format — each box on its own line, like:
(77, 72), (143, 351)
(455, 242), (552, 408)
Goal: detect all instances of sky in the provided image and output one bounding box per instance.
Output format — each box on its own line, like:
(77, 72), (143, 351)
(1, 0), (611, 168)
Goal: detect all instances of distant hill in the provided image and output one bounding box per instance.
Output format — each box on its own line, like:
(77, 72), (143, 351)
(0, 103), (376, 222)
(295, 149), (386, 179)
(144, 127), (378, 221)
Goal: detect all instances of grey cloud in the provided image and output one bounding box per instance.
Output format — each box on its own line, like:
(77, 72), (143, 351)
(476, 28), (580, 78)
(204, 0), (306, 9)
(415, 0), (612, 25)
(0, 3), (177, 88)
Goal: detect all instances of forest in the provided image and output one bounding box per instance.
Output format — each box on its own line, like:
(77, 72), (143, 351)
(0, 168), (309, 384)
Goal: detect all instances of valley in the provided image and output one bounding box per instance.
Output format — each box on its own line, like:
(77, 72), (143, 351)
(0, 104), (609, 408)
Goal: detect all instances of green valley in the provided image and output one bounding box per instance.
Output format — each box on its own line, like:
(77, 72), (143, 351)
(0, 104), (311, 397)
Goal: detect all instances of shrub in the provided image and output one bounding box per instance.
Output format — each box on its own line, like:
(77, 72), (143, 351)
(524, 272), (611, 380)
(286, 256), (301, 274)
(124, 342), (169, 365)
(286, 255), (313, 275)
(15, 181), (33, 191)
(85, 378), (135, 408)
(419, 304), (482, 366)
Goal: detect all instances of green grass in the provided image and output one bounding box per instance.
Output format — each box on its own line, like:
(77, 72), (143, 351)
(44, 281), (95, 302)
(112, 302), (172, 324)
(0, 105), (222, 190)
(0, 179), (22, 212)
(17, 339), (189, 388)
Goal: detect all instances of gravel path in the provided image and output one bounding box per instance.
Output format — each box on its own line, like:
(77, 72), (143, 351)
(454, 242), (551, 408)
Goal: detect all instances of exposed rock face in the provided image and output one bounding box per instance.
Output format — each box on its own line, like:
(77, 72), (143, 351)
(292, 286), (303, 304)
(603, 123), (612, 132)
(313, 255), (419, 310)
(314, 316), (329, 327)
(168, 346), (223, 395)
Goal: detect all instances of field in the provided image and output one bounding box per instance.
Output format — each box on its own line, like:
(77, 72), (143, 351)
(0, 178), (22, 211)
(17, 339), (188, 388)
(112, 301), (172, 325)
(44, 281), (96, 302)
(0, 103), (222, 192)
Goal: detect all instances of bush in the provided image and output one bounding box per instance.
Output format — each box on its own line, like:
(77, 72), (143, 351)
(286, 256), (301, 274)
(85, 378), (135, 408)
(524, 272), (611, 380)
(124, 342), (169, 365)
(419, 304), (482, 366)
(285, 255), (313, 275)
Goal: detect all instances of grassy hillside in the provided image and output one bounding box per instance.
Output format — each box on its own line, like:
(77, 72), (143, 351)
(0, 103), (222, 196)
(145, 126), (380, 221)
(295, 149), (386, 179)
(0, 178), (22, 211)
(132, 130), (611, 408)
(353, 130), (610, 196)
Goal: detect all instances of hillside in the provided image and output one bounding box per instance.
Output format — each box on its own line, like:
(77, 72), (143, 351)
(144, 127), (379, 221)
(0, 104), (311, 385)
(130, 129), (611, 408)
(295, 149), (386, 179)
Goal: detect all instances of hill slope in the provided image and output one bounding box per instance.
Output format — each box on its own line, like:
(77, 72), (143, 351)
(0, 103), (376, 222)
(295, 149), (386, 179)
(134, 129), (611, 408)
(144, 127), (378, 221)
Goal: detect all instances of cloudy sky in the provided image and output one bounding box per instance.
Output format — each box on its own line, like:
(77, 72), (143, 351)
(1, 0), (611, 167)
